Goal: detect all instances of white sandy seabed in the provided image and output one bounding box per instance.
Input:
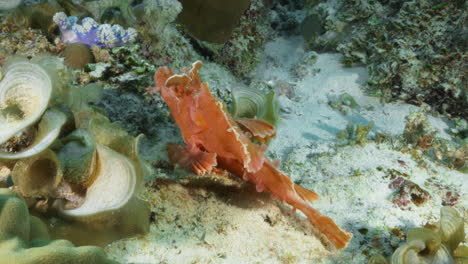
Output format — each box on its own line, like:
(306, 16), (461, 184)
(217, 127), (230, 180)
(105, 37), (467, 264)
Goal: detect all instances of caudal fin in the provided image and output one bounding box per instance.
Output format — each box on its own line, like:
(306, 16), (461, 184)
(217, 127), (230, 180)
(294, 201), (352, 249)
(254, 162), (351, 249)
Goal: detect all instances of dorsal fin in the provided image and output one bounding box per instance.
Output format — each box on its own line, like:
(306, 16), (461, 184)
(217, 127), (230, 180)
(191, 61), (203, 75)
(236, 118), (276, 143)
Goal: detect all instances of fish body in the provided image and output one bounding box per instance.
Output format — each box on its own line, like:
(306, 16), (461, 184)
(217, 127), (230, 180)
(153, 61), (352, 249)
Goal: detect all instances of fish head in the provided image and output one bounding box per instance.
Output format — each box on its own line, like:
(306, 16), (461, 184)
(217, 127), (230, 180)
(154, 61), (208, 135)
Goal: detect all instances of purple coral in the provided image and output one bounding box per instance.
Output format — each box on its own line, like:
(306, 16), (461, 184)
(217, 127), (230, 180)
(53, 12), (137, 48)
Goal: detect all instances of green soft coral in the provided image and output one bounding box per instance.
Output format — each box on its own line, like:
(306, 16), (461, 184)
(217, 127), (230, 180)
(0, 188), (117, 264)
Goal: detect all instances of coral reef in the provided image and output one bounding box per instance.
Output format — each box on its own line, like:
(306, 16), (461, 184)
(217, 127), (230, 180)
(177, 0), (272, 78)
(84, 0), (136, 25)
(59, 135), (138, 219)
(10, 1), (64, 40)
(82, 44), (156, 92)
(95, 89), (169, 137)
(0, 109), (67, 160)
(403, 111), (435, 146)
(53, 12), (137, 48)
(0, 188), (116, 264)
(303, 0), (467, 118)
(211, 0), (272, 77)
(137, 0), (199, 69)
(139, 0), (183, 43)
(0, 22), (60, 57)
(49, 106), (150, 241)
(0, 0), (22, 10)
(0, 55), (150, 246)
(450, 118), (468, 139)
(0, 0), (465, 262)
(269, 0), (306, 36)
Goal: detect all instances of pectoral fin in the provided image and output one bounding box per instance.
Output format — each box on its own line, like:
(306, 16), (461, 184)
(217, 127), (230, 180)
(167, 143), (217, 175)
(235, 118), (276, 143)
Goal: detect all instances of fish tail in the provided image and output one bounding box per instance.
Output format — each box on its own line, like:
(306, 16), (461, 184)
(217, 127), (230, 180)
(293, 201), (352, 249)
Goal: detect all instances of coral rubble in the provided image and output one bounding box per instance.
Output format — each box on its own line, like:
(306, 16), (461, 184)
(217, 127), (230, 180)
(303, 0), (468, 118)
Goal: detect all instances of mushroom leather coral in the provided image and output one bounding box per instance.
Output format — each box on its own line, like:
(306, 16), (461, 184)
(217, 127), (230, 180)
(152, 61), (352, 249)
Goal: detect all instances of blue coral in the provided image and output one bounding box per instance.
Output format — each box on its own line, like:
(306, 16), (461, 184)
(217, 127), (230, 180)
(53, 12), (137, 48)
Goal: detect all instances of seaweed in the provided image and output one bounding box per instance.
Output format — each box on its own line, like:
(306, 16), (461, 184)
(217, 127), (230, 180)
(336, 121), (373, 146)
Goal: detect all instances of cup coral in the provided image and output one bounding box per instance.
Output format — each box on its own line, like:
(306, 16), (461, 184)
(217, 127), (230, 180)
(0, 58), (68, 159)
(58, 113), (146, 221)
(0, 55), (149, 246)
(371, 206), (467, 264)
(231, 86), (279, 128)
(0, 59), (52, 144)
